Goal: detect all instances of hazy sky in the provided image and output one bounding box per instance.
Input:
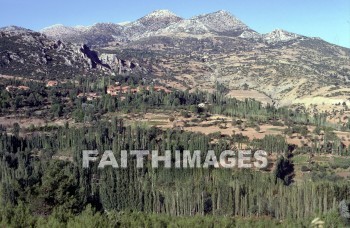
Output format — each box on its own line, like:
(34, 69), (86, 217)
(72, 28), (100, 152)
(1, 0), (349, 48)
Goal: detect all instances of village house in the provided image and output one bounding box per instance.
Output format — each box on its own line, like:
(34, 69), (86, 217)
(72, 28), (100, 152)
(77, 92), (101, 101)
(46, 80), (58, 87)
(107, 85), (139, 96)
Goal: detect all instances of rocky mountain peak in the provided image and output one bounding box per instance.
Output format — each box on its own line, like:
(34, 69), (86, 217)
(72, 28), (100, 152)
(211, 10), (233, 16)
(123, 9), (183, 39)
(264, 29), (302, 43)
(145, 9), (180, 19)
(191, 10), (248, 34)
(134, 9), (183, 26)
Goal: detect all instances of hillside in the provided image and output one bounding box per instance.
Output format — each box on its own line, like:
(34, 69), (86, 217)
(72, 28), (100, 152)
(39, 10), (350, 108)
(108, 32), (350, 107)
(0, 26), (147, 79)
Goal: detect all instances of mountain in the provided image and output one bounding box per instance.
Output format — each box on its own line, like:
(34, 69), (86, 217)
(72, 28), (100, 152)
(41, 10), (257, 44)
(3, 10), (350, 107)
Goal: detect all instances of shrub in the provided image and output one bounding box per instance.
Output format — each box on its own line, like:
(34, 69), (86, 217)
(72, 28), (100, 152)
(301, 166), (311, 172)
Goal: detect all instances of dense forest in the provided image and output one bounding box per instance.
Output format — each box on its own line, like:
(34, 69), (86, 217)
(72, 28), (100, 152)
(1, 119), (349, 227)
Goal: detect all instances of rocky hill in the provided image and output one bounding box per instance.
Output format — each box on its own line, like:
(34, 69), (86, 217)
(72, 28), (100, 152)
(0, 26), (144, 79)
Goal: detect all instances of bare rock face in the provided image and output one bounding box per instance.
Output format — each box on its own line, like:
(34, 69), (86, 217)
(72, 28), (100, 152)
(80, 44), (109, 69)
(99, 53), (119, 72)
(99, 53), (142, 74)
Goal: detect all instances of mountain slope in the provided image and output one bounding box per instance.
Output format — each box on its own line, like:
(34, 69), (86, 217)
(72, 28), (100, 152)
(4, 10), (350, 107)
(117, 30), (350, 106)
(0, 27), (117, 78)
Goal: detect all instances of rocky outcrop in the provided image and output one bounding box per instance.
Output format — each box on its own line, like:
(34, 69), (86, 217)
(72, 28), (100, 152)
(80, 44), (110, 70)
(263, 29), (304, 43)
(239, 30), (262, 40)
(99, 53), (141, 74)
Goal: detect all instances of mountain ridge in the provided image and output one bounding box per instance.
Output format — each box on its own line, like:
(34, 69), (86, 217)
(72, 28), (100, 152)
(38, 10), (328, 47)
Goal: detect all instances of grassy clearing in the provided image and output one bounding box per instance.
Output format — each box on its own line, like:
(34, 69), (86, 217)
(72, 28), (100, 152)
(292, 155), (309, 165)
